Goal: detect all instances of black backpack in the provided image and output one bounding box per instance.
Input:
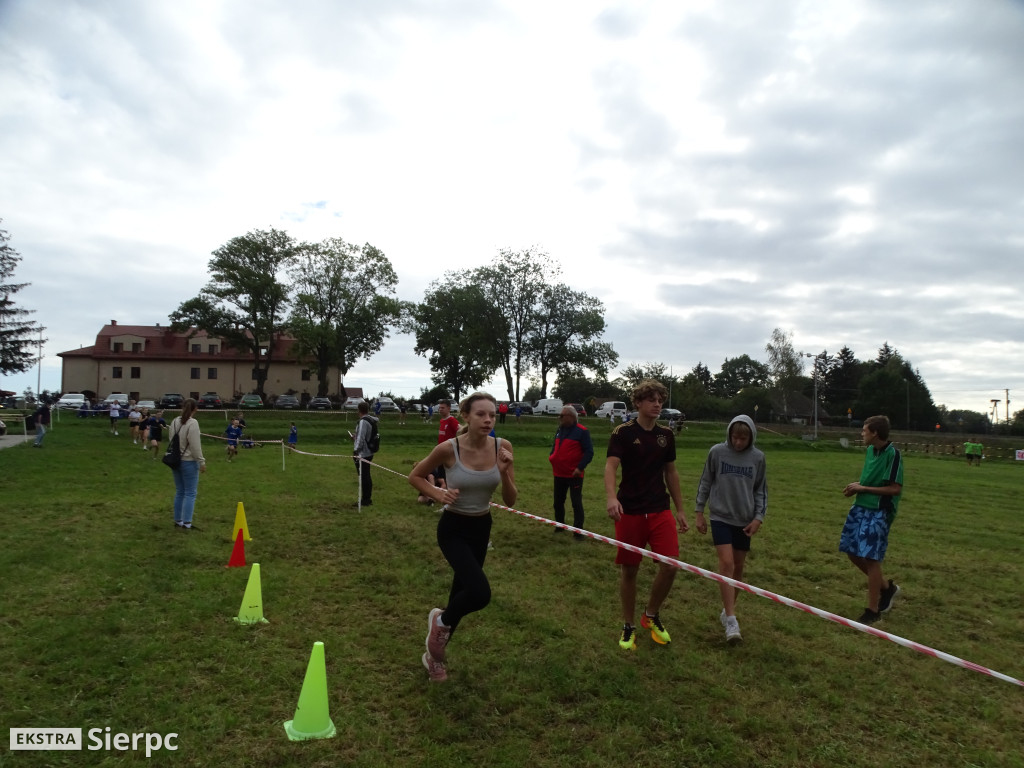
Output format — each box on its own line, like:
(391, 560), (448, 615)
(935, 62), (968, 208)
(362, 416), (380, 454)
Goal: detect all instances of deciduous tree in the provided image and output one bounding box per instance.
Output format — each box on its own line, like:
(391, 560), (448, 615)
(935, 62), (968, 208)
(409, 280), (501, 401)
(288, 239), (401, 396)
(170, 227), (296, 399)
(529, 283), (618, 399)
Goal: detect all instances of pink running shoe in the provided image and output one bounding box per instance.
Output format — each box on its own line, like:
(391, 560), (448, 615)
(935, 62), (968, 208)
(422, 652), (447, 682)
(426, 608), (451, 662)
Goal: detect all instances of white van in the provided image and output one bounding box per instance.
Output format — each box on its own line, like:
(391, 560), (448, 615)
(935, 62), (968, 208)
(56, 393), (87, 410)
(594, 400), (628, 419)
(534, 398), (563, 415)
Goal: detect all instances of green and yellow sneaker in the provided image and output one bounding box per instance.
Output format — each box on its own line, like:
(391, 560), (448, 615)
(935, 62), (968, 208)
(618, 623), (637, 651)
(641, 612), (671, 645)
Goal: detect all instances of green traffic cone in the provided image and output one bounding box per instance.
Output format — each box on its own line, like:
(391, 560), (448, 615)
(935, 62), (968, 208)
(233, 563), (269, 625)
(283, 641), (337, 741)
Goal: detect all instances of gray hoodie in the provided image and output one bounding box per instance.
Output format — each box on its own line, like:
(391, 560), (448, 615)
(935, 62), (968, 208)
(694, 414), (767, 526)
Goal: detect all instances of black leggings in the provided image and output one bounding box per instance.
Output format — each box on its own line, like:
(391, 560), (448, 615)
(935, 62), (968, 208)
(437, 510), (493, 634)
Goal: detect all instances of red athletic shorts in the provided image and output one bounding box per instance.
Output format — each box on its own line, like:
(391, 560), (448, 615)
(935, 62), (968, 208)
(614, 509), (679, 566)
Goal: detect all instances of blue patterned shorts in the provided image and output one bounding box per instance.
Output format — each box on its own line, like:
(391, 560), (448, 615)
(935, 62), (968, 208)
(839, 505), (891, 561)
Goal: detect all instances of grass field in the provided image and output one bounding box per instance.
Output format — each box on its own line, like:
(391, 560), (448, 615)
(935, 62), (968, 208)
(1, 411), (1022, 767)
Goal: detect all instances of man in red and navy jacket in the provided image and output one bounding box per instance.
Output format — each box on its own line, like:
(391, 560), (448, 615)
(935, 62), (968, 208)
(549, 404), (594, 539)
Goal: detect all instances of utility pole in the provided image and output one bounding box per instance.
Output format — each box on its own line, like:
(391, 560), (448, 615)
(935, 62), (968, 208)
(1006, 389), (1011, 422)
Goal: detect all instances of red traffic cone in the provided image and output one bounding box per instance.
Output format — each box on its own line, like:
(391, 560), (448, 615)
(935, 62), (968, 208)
(227, 528), (246, 568)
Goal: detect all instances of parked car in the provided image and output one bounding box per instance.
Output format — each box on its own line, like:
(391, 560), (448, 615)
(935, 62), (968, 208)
(137, 399), (157, 410)
(159, 393), (185, 409)
(239, 394), (264, 409)
(508, 401), (534, 415)
(307, 397), (333, 410)
(571, 403), (587, 417)
(343, 397), (366, 410)
(105, 393), (131, 406)
(198, 392), (223, 408)
(56, 393), (87, 410)
(594, 400), (627, 419)
(534, 398), (563, 415)
(275, 394), (300, 409)
(374, 396), (399, 412)
(659, 408), (682, 421)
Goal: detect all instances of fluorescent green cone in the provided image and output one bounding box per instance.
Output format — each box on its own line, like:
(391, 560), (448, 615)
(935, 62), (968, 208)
(283, 641), (336, 741)
(233, 563), (269, 625)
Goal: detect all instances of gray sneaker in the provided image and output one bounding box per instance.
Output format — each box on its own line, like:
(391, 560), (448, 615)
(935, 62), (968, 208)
(719, 609), (727, 628)
(725, 615), (742, 643)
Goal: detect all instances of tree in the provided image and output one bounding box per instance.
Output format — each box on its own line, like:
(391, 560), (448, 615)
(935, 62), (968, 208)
(712, 354), (770, 398)
(288, 238), (401, 396)
(690, 362), (713, 391)
(170, 227), (297, 399)
(0, 221), (46, 375)
(822, 345), (862, 418)
(619, 362), (669, 392)
(409, 280), (502, 401)
(528, 283), (618, 398)
(765, 328), (802, 417)
(471, 248), (555, 401)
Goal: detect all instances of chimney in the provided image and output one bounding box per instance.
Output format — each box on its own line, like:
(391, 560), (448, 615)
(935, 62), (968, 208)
(111, 320), (117, 326)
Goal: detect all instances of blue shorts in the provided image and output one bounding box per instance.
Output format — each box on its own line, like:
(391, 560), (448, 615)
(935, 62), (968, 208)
(710, 519), (751, 552)
(839, 505), (891, 561)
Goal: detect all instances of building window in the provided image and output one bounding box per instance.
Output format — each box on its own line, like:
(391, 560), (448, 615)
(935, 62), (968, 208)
(209, 345), (218, 354)
(192, 344), (201, 354)
(132, 342), (142, 353)
(191, 367), (200, 379)
(131, 367), (141, 379)
(301, 370), (311, 381)
(208, 368), (217, 380)
(112, 367), (122, 378)
(113, 342), (123, 353)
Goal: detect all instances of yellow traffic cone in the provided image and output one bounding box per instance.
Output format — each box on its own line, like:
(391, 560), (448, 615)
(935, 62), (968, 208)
(283, 641), (336, 741)
(232, 501), (251, 542)
(233, 563), (269, 625)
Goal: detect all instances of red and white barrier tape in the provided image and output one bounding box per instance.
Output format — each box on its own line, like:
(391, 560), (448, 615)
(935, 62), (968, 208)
(204, 449), (1024, 687)
(486, 501), (1023, 688)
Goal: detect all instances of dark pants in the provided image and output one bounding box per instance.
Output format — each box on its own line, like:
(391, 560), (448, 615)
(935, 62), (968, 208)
(437, 510), (493, 635)
(353, 455), (373, 503)
(553, 475), (585, 529)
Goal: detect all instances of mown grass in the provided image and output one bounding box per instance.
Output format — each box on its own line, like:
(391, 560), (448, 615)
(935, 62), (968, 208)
(1, 412), (1022, 767)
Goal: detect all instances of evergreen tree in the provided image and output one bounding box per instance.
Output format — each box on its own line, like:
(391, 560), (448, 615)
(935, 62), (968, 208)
(0, 221), (46, 375)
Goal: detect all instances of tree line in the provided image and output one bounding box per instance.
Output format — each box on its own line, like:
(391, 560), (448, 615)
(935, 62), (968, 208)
(170, 230), (617, 403)
(552, 330), (1008, 433)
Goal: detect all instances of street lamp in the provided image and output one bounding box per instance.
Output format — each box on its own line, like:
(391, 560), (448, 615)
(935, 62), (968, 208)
(801, 352), (818, 440)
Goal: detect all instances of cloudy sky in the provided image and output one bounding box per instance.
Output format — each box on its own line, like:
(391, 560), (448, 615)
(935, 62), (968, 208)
(2, 0), (1022, 415)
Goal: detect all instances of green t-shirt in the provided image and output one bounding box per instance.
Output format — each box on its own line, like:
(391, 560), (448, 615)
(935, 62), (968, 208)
(855, 441), (904, 519)
(964, 441), (982, 456)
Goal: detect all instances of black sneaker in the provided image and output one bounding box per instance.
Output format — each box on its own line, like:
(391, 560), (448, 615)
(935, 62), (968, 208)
(878, 580), (901, 613)
(856, 608), (881, 625)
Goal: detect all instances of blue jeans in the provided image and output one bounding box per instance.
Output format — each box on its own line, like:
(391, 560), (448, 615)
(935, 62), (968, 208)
(34, 424), (46, 446)
(172, 460), (201, 525)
